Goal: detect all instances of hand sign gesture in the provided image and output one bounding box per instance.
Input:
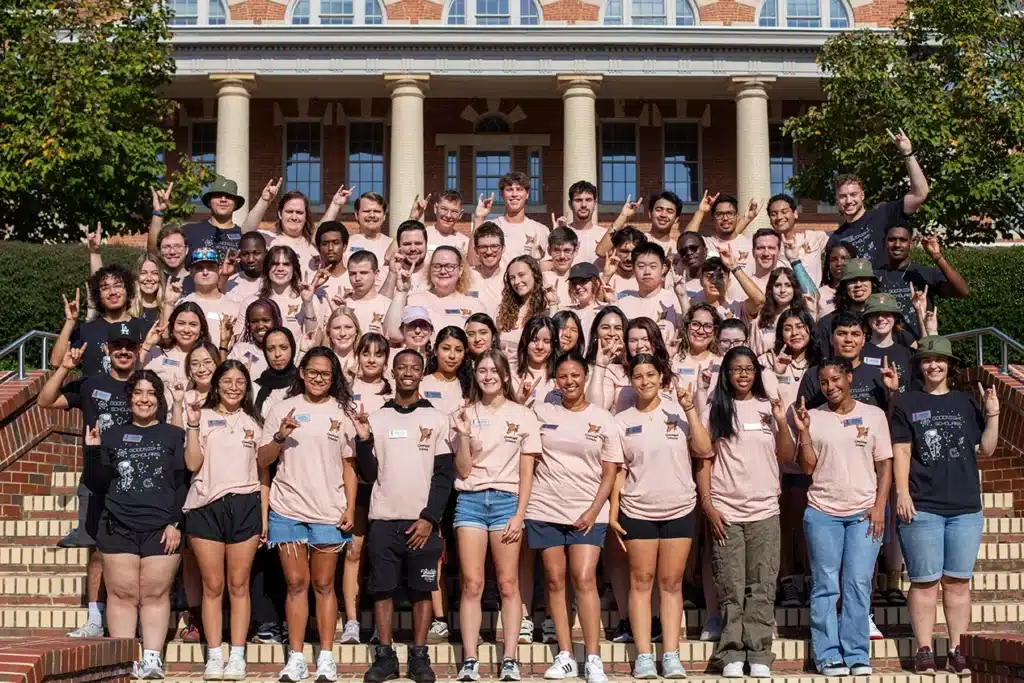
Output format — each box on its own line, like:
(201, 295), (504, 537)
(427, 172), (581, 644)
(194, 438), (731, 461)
(543, 284), (558, 308)
(792, 396), (811, 433)
(185, 400), (202, 426)
(979, 382), (1000, 417)
(676, 381), (695, 412)
(517, 379), (535, 404)
(63, 288), (81, 322)
(919, 234), (942, 260)
(475, 193), (495, 221)
(881, 355), (900, 393)
(782, 236), (801, 263)
(744, 198), (763, 221)
(261, 177), (283, 203)
(165, 280), (183, 307)
(169, 380), (186, 406)
(276, 408), (300, 442)
(698, 190), (719, 214)
(85, 424), (101, 447)
(300, 270), (329, 303)
(219, 249), (239, 279)
(769, 391), (787, 424)
(409, 193), (432, 221)
(352, 404), (371, 440)
(924, 305), (939, 336)
(453, 407), (471, 437)
(84, 223), (103, 254)
(61, 344), (86, 370)
(152, 183), (174, 214)
(619, 194), (642, 219)
(603, 252), (621, 278)
(220, 315), (236, 345)
(886, 127), (914, 156)
(144, 322), (166, 349)
(718, 244), (737, 271)
(551, 213), (568, 229)
(773, 345), (793, 375)
(699, 362), (713, 391)
(331, 185), (355, 209)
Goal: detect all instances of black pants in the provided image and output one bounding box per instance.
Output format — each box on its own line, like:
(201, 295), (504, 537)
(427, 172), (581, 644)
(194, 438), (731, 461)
(250, 547), (286, 624)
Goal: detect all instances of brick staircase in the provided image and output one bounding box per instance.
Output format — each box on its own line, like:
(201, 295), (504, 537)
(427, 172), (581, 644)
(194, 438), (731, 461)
(1, 366), (1023, 682)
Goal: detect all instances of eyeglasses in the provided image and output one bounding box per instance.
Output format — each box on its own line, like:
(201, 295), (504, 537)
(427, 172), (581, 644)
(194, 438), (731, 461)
(99, 283), (126, 293)
(718, 338), (746, 350)
(476, 244), (502, 253)
(189, 359), (217, 369)
(728, 366), (757, 376)
(161, 245), (186, 253)
(714, 211), (737, 219)
(689, 321), (715, 333)
(438, 209), (462, 218)
(431, 263), (459, 273)
(679, 244), (703, 254)
(304, 369), (333, 381)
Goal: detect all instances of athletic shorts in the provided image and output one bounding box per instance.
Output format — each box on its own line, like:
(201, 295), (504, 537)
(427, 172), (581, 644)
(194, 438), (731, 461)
(185, 492), (262, 544)
(525, 520), (607, 549)
(618, 507), (698, 540)
(97, 514), (180, 559)
(454, 489), (518, 532)
(366, 519), (443, 596)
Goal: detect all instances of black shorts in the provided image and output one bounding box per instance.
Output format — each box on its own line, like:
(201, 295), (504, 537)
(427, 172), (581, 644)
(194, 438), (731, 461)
(185, 492), (262, 544)
(618, 507), (698, 540)
(97, 514), (180, 558)
(367, 519), (443, 596)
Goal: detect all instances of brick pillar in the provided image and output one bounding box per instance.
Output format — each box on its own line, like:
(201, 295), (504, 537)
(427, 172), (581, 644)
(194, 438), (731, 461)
(211, 74), (256, 223)
(558, 75), (601, 216)
(385, 74), (429, 233)
(731, 76), (775, 232)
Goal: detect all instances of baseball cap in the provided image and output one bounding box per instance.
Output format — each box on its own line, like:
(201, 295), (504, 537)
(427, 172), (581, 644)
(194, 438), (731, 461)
(190, 247), (219, 266)
(568, 262), (600, 281)
(107, 319), (141, 345)
(401, 306), (433, 327)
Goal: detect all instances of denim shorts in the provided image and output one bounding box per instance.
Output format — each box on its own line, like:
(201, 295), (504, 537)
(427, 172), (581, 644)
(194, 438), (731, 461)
(897, 509), (984, 583)
(268, 510), (352, 549)
(454, 489), (519, 532)
(525, 520), (608, 549)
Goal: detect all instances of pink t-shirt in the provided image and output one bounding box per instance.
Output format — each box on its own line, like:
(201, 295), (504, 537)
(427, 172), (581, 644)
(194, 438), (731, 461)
(671, 353), (722, 401)
(224, 273), (261, 303)
(617, 289), (683, 347)
(704, 233), (754, 273)
(704, 397), (783, 523)
(647, 232), (676, 260)
(407, 290), (485, 332)
(607, 272), (640, 300)
(803, 401), (893, 517)
(228, 341), (268, 379)
(260, 395), (354, 525)
(367, 404), (452, 521)
(493, 216), (550, 259)
(569, 302), (604, 347)
(467, 266), (505, 315)
(144, 346), (188, 410)
(350, 378), (394, 414)
(779, 230), (829, 288)
(615, 402), (697, 521)
(345, 293), (391, 336)
(818, 285), (838, 317)
(314, 271), (355, 307)
(513, 368), (559, 409)
(456, 400), (542, 494)
(570, 224), (603, 265)
(527, 402), (624, 525)
(183, 408), (262, 512)
(346, 233), (391, 290)
(543, 270), (571, 310)
(180, 292), (238, 347)
(499, 328), (523, 375)
(591, 362), (630, 412)
(426, 225), (470, 255)
(420, 374), (466, 417)
(750, 312), (781, 357)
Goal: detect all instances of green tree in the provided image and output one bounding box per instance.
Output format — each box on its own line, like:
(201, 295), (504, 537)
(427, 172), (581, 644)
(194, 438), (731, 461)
(0, 0), (194, 242)
(785, 0), (1024, 243)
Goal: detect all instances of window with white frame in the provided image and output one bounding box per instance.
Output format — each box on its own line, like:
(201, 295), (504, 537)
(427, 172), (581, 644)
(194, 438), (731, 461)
(445, 0), (541, 24)
(290, 0), (386, 24)
(770, 123), (795, 195)
(475, 152), (512, 203)
(528, 150), (542, 205)
(190, 122), (217, 171)
(600, 122), (637, 204)
(445, 151), (460, 192)
(602, 0), (697, 24)
(166, 0), (228, 25)
(285, 122), (323, 204)
(348, 122), (386, 197)
(758, 0), (850, 27)
(664, 122), (700, 203)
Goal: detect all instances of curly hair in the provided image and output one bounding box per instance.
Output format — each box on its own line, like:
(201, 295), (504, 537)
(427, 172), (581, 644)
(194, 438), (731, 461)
(675, 302), (722, 359)
(757, 267), (808, 330)
(88, 264), (135, 318)
(496, 255), (546, 333)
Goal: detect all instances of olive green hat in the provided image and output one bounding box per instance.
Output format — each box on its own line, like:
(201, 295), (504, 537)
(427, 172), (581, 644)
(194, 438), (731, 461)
(839, 258), (878, 283)
(862, 292), (902, 317)
(202, 177), (245, 210)
(911, 335), (960, 364)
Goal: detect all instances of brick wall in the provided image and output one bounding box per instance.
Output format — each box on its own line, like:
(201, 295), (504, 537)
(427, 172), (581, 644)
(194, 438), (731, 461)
(963, 634), (1024, 683)
(0, 636), (135, 683)
(972, 365), (1024, 515)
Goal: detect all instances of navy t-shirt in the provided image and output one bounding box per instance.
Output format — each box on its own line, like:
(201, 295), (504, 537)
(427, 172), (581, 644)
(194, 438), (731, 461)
(826, 199), (909, 268)
(182, 220), (242, 263)
(875, 262), (946, 339)
(815, 310), (917, 360)
(797, 360), (889, 412)
(62, 374), (131, 435)
(861, 341), (912, 393)
(69, 317), (144, 377)
(891, 390), (983, 515)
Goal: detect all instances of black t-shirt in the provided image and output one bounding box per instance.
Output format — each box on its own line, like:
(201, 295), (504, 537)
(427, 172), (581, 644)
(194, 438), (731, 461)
(70, 317), (144, 377)
(139, 306), (160, 335)
(891, 390), (983, 515)
(797, 361), (889, 411)
(86, 422), (187, 531)
(826, 200), (908, 268)
(875, 262), (946, 339)
(862, 341), (912, 393)
(62, 374), (131, 436)
(815, 310), (917, 359)
(182, 220), (242, 263)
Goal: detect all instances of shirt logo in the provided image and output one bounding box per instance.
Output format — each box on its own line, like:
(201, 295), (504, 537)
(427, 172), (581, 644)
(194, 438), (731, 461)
(461, 308), (471, 316)
(586, 423), (602, 442)
(738, 251), (749, 262)
(371, 313), (384, 324)
(855, 424), (870, 446)
(328, 418), (342, 441)
(759, 412), (773, 429)
(418, 426), (433, 451)
(504, 421), (521, 443)
(243, 428), (256, 446)
(287, 304), (299, 317)
(525, 235), (536, 247)
(120, 324), (130, 335)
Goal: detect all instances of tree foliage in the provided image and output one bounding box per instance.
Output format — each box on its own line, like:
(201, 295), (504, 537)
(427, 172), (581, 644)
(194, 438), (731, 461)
(785, 0), (1024, 243)
(0, 0), (203, 242)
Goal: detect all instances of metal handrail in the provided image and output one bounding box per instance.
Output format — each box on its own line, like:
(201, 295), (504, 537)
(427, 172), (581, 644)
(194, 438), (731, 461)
(0, 331), (58, 381)
(943, 327), (1024, 374)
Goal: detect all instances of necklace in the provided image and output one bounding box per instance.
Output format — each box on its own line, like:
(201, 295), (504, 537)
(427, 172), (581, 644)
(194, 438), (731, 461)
(216, 407), (244, 433)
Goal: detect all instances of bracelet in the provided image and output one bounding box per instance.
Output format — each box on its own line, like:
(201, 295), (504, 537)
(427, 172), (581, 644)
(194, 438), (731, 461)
(902, 151), (916, 158)
(219, 346), (229, 351)
(186, 424), (200, 431)
(987, 412), (1000, 418)
(153, 210), (164, 217)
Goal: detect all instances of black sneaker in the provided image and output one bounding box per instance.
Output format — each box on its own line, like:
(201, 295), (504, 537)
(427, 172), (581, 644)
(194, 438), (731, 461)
(364, 645), (400, 683)
(914, 646), (936, 674)
(407, 645), (436, 683)
(612, 617), (633, 643)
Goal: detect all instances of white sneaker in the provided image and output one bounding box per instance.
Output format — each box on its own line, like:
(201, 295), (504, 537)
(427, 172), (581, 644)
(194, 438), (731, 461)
(204, 657), (225, 681)
(340, 619), (361, 644)
(661, 651), (687, 679)
(427, 618), (450, 643)
(750, 663), (772, 678)
(632, 653), (658, 679)
(279, 652), (309, 682)
(139, 657), (165, 680)
(314, 654), (337, 683)
(541, 617), (557, 644)
(722, 661), (745, 678)
(458, 658), (481, 682)
(519, 616), (535, 644)
(222, 655), (247, 681)
(850, 664), (872, 676)
(66, 622), (104, 638)
(700, 615), (723, 642)
(585, 655), (608, 683)
(868, 614), (883, 640)
(544, 651), (578, 680)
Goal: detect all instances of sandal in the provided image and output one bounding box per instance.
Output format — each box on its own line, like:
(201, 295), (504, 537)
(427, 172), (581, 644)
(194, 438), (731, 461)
(884, 588), (907, 606)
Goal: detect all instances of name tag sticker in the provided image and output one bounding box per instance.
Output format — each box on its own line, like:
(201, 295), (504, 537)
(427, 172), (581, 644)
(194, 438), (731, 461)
(388, 428), (408, 439)
(467, 291), (480, 298)
(472, 419), (489, 426)
(227, 234), (240, 240)
(352, 394), (361, 401)
(294, 414), (311, 423)
(123, 434), (143, 443)
(540, 424), (558, 431)
(425, 391), (442, 399)
(244, 352), (258, 362)
(742, 422), (762, 431)
(616, 291), (629, 299)
(444, 309), (460, 315)
(843, 417), (864, 427)
(912, 410), (932, 422)
(677, 368), (695, 375)
(777, 376), (792, 384)
(349, 246), (364, 253)
(208, 419), (226, 427)
(91, 390), (112, 401)
(162, 358), (179, 367)
(626, 425), (642, 435)
(863, 357), (882, 366)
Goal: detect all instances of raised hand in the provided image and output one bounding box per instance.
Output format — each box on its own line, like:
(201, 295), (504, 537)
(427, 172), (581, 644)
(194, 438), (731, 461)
(185, 400), (202, 426)
(409, 193), (432, 221)
(261, 177), (283, 203)
(219, 249), (239, 279)
(453, 406), (471, 436)
(85, 223), (103, 254)
(165, 280), (183, 307)
(551, 213), (568, 229)
(979, 382), (1000, 417)
(718, 244), (737, 271)
(475, 193), (495, 221)
(919, 234), (942, 260)
(63, 288), (81, 322)
(603, 252), (621, 278)
(543, 284), (558, 308)
(792, 396), (811, 433)
(802, 292), (819, 311)
(773, 345), (793, 375)
(143, 322), (166, 349)
(517, 379), (535, 404)
(61, 344), (86, 370)
(782, 236), (801, 263)
(300, 270), (329, 303)
(881, 355), (900, 393)
(744, 198), (763, 221)
(169, 380), (186, 406)
(698, 190), (719, 214)
(152, 183), (174, 214)
(769, 391), (787, 424)
(276, 408), (300, 441)
(220, 315), (236, 346)
(699, 362), (713, 391)
(676, 381), (695, 411)
(394, 261), (412, 293)
(886, 127), (913, 156)
(924, 306), (939, 336)
(331, 185), (355, 209)
(352, 403), (371, 441)
(619, 194), (642, 219)
(85, 424), (100, 447)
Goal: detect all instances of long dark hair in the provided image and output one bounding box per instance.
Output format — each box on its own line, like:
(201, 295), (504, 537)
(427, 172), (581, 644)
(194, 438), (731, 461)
(464, 313), (501, 357)
(241, 298), (283, 345)
(468, 348), (516, 404)
(356, 332), (393, 396)
(628, 353), (671, 390)
(185, 341), (220, 387)
(287, 345), (354, 410)
(821, 241), (858, 288)
(517, 316), (557, 380)
(162, 302), (211, 350)
(551, 309), (585, 358)
(496, 255), (546, 332)
(203, 360), (263, 425)
(709, 347), (769, 442)
(126, 370), (168, 424)
(584, 305), (627, 365)
(260, 245), (303, 298)
(758, 267), (808, 330)
(276, 190), (315, 244)
(426, 326), (473, 398)
(774, 308), (822, 367)
(624, 319), (673, 388)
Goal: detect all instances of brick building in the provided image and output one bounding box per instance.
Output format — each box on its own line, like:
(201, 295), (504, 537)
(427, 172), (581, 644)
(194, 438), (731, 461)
(164, 0), (906, 232)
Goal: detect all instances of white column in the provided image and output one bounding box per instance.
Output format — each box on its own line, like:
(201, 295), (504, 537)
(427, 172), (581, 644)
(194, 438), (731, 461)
(211, 74), (255, 223)
(731, 76), (775, 232)
(385, 74), (429, 234)
(558, 75), (601, 216)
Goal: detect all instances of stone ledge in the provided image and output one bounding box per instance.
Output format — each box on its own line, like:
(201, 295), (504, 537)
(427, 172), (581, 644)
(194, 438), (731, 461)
(0, 637), (135, 683)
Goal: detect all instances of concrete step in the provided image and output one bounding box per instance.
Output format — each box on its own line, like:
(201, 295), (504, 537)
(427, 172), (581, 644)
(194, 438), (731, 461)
(155, 675), (970, 683)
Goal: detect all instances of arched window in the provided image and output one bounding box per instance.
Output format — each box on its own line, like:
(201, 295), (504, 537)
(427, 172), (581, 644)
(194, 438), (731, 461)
(474, 114), (512, 134)
(290, 0), (386, 24)
(445, 0), (542, 25)
(758, 0), (850, 27)
(602, 0), (698, 25)
(167, 0), (229, 25)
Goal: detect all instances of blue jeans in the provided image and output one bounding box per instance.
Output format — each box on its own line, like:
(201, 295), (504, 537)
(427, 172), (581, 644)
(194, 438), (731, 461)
(803, 506), (881, 671)
(897, 509), (984, 583)
(453, 489), (519, 532)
